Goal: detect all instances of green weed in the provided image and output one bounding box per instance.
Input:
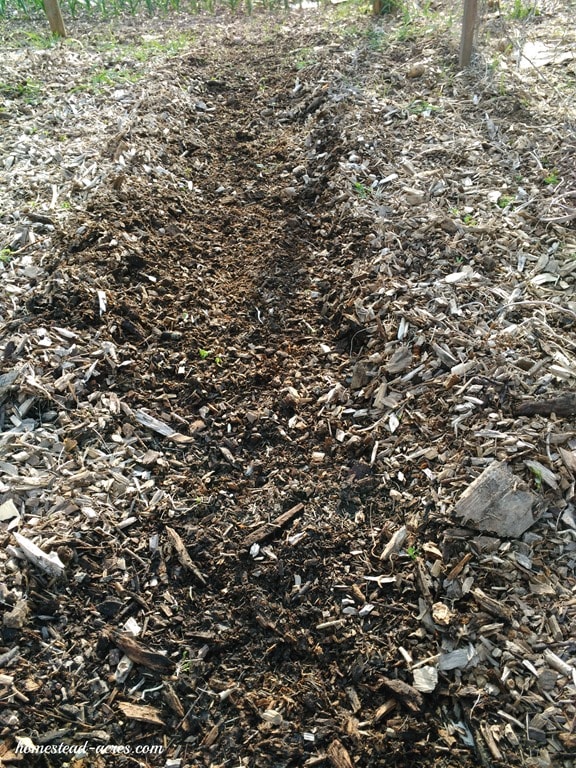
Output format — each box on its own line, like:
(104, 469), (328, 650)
(406, 545), (419, 560)
(128, 33), (193, 61)
(509, 0), (539, 20)
(529, 465), (542, 490)
(497, 194), (514, 209)
(198, 348), (223, 365)
(408, 99), (439, 115)
(543, 169), (559, 185)
(87, 66), (142, 90)
(294, 47), (314, 70)
(0, 79), (42, 102)
(353, 181), (371, 199)
(179, 650), (192, 672)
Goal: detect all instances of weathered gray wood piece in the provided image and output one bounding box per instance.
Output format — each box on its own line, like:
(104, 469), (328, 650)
(454, 460), (541, 538)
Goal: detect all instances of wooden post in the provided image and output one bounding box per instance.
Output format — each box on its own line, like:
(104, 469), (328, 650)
(43, 0), (67, 37)
(459, 0), (477, 68)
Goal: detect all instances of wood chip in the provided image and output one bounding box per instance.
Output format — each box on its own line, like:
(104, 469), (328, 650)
(454, 461), (540, 538)
(117, 701), (165, 725)
(326, 739), (354, 768)
(107, 630), (176, 675)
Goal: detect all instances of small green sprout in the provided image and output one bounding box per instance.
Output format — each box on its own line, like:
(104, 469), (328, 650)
(353, 181), (370, 199)
(497, 195), (514, 209)
(198, 348), (210, 359)
(180, 650), (191, 673)
(543, 170), (559, 185)
(406, 545), (419, 561)
(529, 466), (543, 491)
(408, 100), (440, 116)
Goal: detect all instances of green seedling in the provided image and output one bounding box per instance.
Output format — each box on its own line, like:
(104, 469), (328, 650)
(529, 466), (542, 491)
(406, 545), (419, 561)
(497, 195), (514, 209)
(292, 45), (317, 71)
(179, 650), (191, 673)
(0, 79), (42, 103)
(543, 170), (559, 185)
(408, 100), (440, 115)
(353, 181), (371, 199)
(198, 348), (223, 366)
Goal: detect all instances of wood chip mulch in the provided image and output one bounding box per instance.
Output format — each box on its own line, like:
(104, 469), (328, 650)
(0, 4), (575, 767)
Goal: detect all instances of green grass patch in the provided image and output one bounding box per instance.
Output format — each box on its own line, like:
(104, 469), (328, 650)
(0, 78), (42, 102)
(508, 0), (539, 20)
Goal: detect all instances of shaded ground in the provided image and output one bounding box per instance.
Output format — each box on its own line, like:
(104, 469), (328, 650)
(0, 4), (575, 767)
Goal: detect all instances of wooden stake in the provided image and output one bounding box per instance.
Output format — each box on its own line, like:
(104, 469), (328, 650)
(459, 0), (477, 68)
(43, 0), (67, 38)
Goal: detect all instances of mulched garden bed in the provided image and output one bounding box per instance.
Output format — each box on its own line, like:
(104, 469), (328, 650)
(0, 4), (575, 766)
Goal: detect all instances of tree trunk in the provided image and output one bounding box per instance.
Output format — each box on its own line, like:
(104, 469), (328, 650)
(44, 0), (67, 37)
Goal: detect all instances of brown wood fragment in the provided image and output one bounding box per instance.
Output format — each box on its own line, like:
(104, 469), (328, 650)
(379, 676), (423, 712)
(107, 630), (176, 675)
(372, 698), (396, 723)
(163, 683), (185, 718)
(559, 732), (576, 749)
(3, 599), (29, 629)
(480, 722), (503, 760)
(345, 686), (362, 714)
(242, 502), (304, 548)
(513, 394), (576, 417)
(446, 552), (473, 581)
(471, 588), (513, 622)
(415, 559), (433, 602)
(201, 723), (219, 747)
(23, 210), (55, 225)
(117, 701), (165, 725)
(326, 738), (354, 768)
(165, 525), (207, 585)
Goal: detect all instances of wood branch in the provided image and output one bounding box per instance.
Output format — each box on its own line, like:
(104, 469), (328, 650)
(471, 588), (513, 622)
(241, 502), (304, 548)
(513, 393), (576, 417)
(165, 525), (207, 585)
(379, 676), (424, 712)
(117, 701), (165, 725)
